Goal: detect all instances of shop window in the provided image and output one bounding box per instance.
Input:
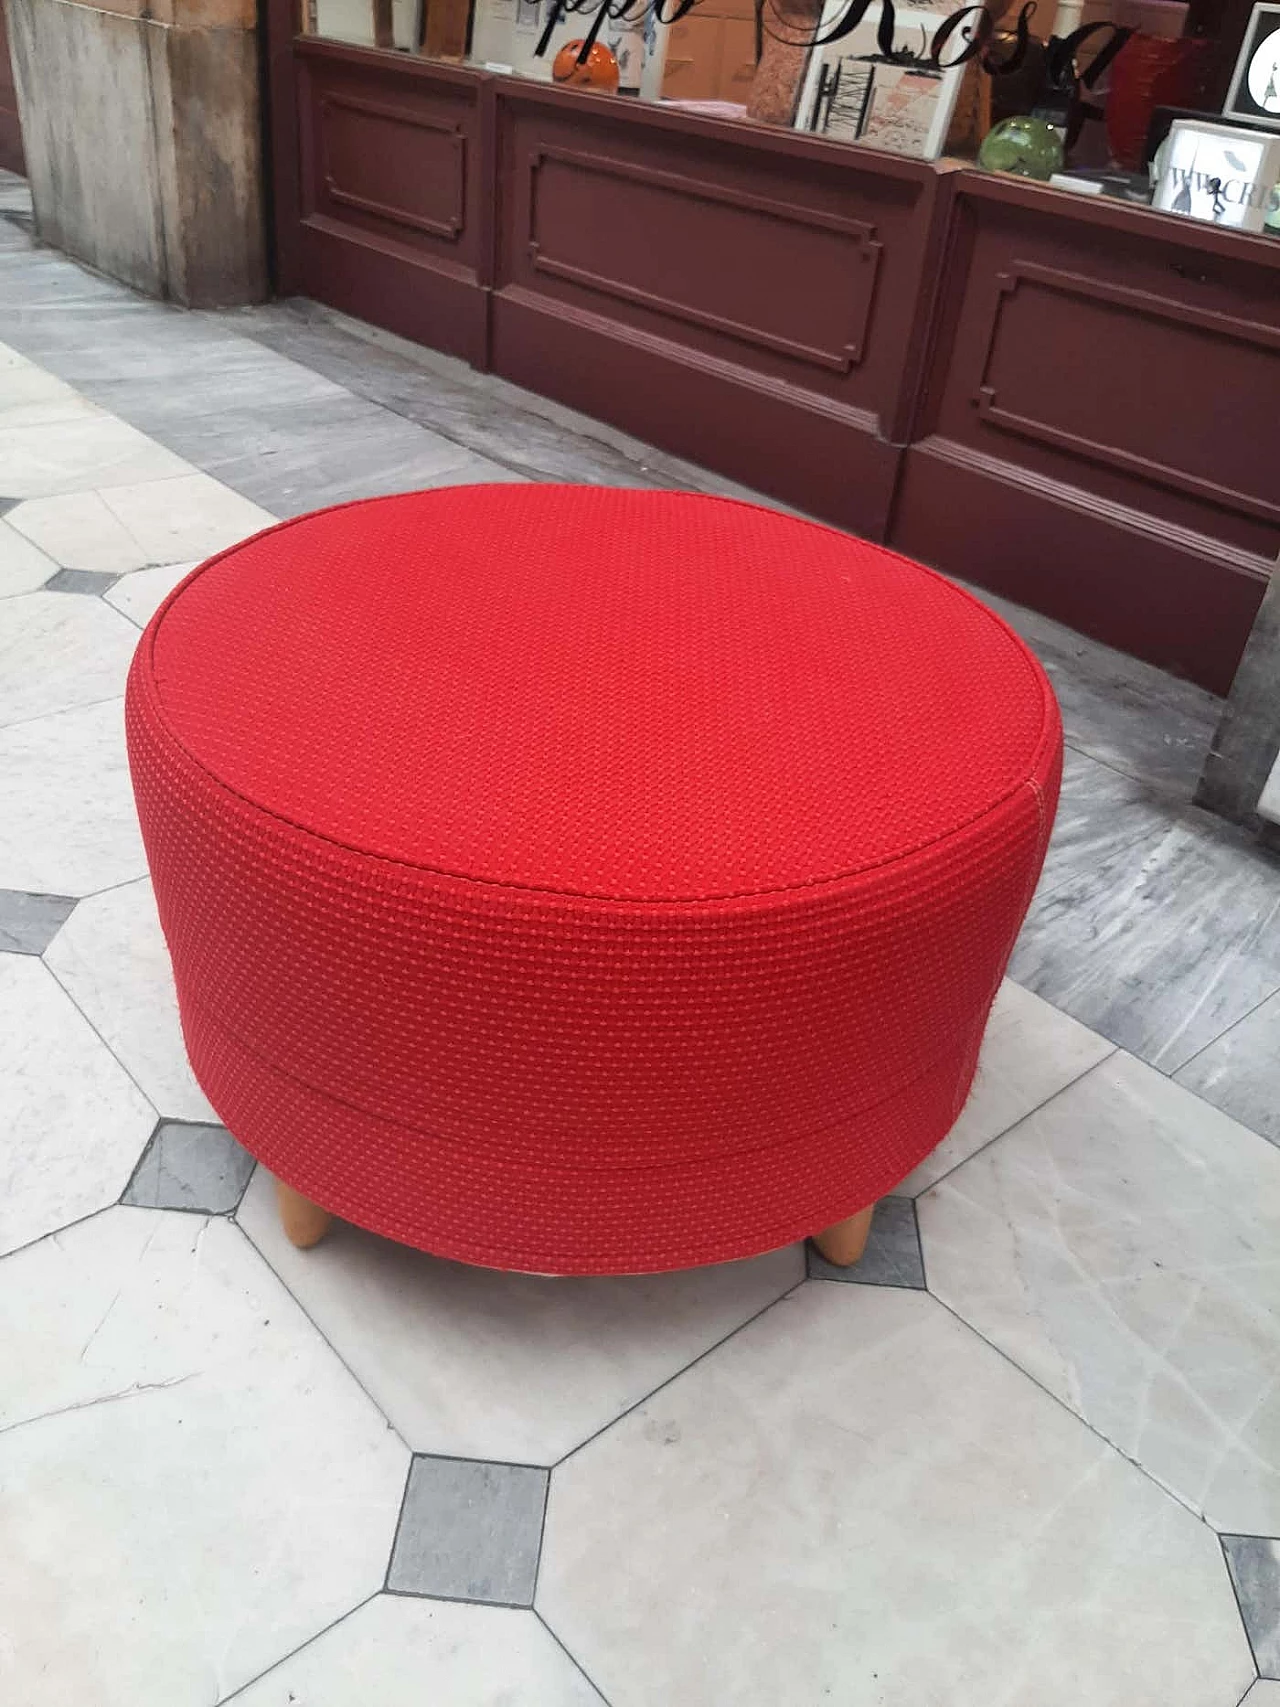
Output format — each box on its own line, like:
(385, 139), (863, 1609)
(299, 0), (1273, 227)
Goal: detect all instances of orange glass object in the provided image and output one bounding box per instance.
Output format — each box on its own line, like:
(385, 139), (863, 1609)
(552, 39), (621, 93)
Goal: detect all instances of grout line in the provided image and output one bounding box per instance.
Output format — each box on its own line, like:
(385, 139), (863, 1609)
(213, 1591), (381, 1704)
(1167, 983), (1280, 1081)
(231, 1212), (415, 1464)
(75, 872), (151, 904)
(381, 1455), (416, 1593)
(39, 956), (163, 1121)
(925, 1287), (1217, 1530)
(380, 1585), (539, 1611)
(551, 1274), (808, 1473)
(115, 1113), (164, 1206)
(529, 1465), (552, 1605)
(0, 690), (124, 735)
(533, 1608), (616, 1706)
(911, 1045), (1119, 1200)
(0, 1202), (113, 1267)
(911, 1196), (928, 1293)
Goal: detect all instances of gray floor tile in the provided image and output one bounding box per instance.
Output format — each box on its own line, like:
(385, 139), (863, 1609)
(1036, 748), (1171, 899)
(44, 567), (122, 596)
(807, 1197), (925, 1288)
(118, 392), (502, 518)
(1223, 1535), (1280, 1676)
(1175, 993), (1280, 1149)
(121, 1120), (255, 1214)
(972, 585), (1222, 801)
(1010, 813), (1280, 1073)
(0, 887), (76, 954)
(226, 300), (797, 510)
(387, 1456), (548, 1606)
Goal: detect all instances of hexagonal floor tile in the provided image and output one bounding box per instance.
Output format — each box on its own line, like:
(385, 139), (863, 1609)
(7, 489), (161, 574)
(920, 1052), (1280, 1535)
(898, 981), (1114, 1194)
(232, 1596), (603, 1705)
(1223, 1535), (1280, 1677)
(0, 888), (76, 954)
(537, 1284), (1253, 1707)
(122, 1121), (255, 1215)
(237, 1167), (804, 1464)
(0, 953), (155, 1256)
(96, 472), (274, 565)
(0, 409), (190, 499)
(105, 561), (198, 629)
(0, 1207), (409, 1706)
(0, 590), (139, 728)
(0, 517), (57, 597)
(44, 877), (216, 1123)
(0, 698), (147, 896)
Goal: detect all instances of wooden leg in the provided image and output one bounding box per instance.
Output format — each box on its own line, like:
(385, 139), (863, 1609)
(275, 1178), (333, 1249)
(812, 1203), (875, 1268)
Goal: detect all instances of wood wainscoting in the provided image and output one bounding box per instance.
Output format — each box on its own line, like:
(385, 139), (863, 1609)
(263, 2), (1278, 692)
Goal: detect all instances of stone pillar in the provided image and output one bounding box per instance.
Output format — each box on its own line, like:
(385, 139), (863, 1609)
(8, 0), (267, 305)
(1195, 567), (1280, 831)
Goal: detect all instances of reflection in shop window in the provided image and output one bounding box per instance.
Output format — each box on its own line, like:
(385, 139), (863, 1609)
(300, 0), (1269, 208)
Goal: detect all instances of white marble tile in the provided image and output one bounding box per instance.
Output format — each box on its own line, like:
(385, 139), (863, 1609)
(538, 1284), (1252, 1707)
(0, 345), (88, 423)
(0, 1208), (409, 1706)
(104, 561), (198, 628)
(0, 518), (57, 597)
(237, 1168), (804, 1464)
(97, 472), (275, 564)
(7, 490), (156, 573)
(899, 982), (1114, 1194)
(920, 1052), (1280, 1535)
(44, 877), (216, 1123)
(0, 411), (191, 497)
(232, 1596), (604, 1706)
(0, 954), (155, 1255)
(1174, 990), (1280, 1150)
(1243, 1684), (1280, 1705)
(0, 698), (147, 896)
(0, 591), (139, 728)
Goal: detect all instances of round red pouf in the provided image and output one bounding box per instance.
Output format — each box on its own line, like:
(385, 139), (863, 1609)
(126, 486), (1060, 1275)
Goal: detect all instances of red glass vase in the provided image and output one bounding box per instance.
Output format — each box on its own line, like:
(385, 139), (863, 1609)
(1105, 33), (1212, 170)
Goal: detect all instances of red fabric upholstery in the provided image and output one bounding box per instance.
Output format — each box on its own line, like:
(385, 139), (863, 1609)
(126, 486), (1061, 1274)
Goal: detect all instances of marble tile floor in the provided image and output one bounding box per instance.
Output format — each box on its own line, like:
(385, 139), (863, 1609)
(4, 180), (1280, 1704)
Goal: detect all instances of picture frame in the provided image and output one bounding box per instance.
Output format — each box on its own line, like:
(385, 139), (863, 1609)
(1224, 2), (1280, 132)
(794, 0), (964, 158)
(1151, 115), (1280, 233)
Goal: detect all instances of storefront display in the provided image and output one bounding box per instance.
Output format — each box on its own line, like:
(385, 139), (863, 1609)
(293, 0), (1277, 218)
(1225, 4), (1280, 124)
(267, 0), (1277, 700)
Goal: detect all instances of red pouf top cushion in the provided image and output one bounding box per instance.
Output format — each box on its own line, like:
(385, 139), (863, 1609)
(147, 486), (1052, 904)
(129, 486), (1061, 1274)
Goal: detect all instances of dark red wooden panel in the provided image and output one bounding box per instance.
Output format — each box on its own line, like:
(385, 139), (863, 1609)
(293, 42), (488, 363)
(488, 82), (939, 539)
(892, 174), (1279, 692)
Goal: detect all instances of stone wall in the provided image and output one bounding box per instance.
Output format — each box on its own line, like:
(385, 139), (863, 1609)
(8, 0), (267, 305)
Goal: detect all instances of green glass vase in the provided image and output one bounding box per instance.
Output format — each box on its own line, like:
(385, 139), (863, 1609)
(978, 115), (1066, 183)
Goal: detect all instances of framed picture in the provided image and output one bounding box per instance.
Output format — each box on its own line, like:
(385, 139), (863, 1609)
(795, 1), (963, 157)
(1152, 116), (1280, 233)
(1224, 3), (1280, 132)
